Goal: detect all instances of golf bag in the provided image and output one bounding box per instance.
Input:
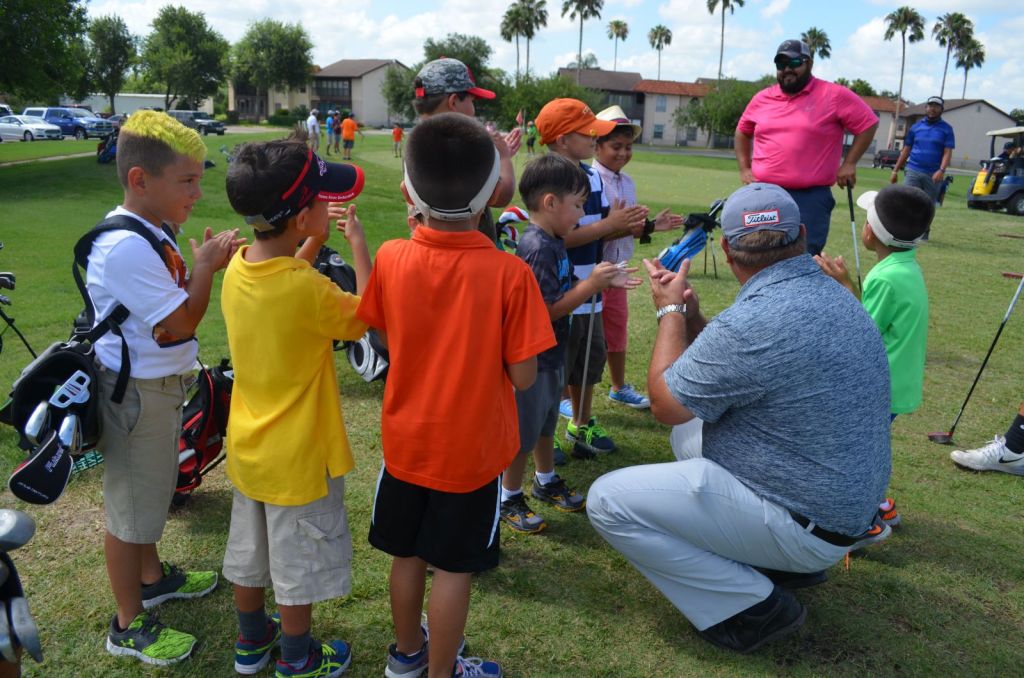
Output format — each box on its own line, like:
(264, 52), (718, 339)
(658, 199), (725, 274)
(313, 245), (390, 382)
(174, 359), (233, 504)
(96, 129), (118, 164)
(2, 216), (181, 504)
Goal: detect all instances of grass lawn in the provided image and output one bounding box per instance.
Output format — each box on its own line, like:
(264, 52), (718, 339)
(1, 132), (1023, 676)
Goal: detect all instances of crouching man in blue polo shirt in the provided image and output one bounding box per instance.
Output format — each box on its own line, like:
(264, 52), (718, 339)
(587, 183), (893, 653)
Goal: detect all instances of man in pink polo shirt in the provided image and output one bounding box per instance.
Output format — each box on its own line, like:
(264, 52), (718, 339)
(735, 39), (878, 255)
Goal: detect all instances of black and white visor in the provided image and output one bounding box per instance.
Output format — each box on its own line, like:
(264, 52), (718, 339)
(403, 147), (501, 222)
(244, 149), (364, 231)
(857, 190), (925, 249)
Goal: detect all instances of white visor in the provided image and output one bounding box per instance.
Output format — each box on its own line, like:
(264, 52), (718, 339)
(403, 146), (501, 222)
(856, 190), (925, 249)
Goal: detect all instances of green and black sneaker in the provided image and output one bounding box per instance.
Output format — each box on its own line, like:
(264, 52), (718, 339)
(106, 611), (197, 666)
(141, 561), (218, 609)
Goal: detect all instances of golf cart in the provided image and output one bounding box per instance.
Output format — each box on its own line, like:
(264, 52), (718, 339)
(967, 126), (1024, 215)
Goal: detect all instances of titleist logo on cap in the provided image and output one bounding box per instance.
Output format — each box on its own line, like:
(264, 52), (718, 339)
(742, 210), (780, 228)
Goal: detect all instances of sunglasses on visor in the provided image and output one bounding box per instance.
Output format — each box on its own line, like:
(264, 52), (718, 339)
(774, 56), (806, 70)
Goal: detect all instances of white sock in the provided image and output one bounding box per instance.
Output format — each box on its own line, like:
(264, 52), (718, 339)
(535, 470), (557, 486)
(500, 487), (522, 503)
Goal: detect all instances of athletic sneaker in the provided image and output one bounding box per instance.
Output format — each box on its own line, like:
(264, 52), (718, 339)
(566, 418), (616, 454)
(950, 435), (1024, 475)
(531, 476), (585, 512)
(275, 639), (351, 677)
(848, 519), (892, 551)
(698, 585), (806, 654)
(106, 611), (196, 666)
(453, 655), (502, 677)
(499, 493), (546, 533)
(385, 642), (428, 678)
(141, 562), (218, 609)
(235, 612), (282, 675)
(878, 498), (901, 527)
(608, 384), (650, 409)
(558, 398), (573, 419)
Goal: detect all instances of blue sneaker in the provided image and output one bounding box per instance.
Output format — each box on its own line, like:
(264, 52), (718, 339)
(608, 384), (650, 409)
(275, 639), (351, 677)
(558, 399), (573, 419)
(454, 655), (502, 677)
(385, 641), (428, 678)
(235, 612), (281, 674)
(566, 417), (616, 454)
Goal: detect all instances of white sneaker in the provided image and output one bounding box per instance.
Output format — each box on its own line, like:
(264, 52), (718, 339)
(950, 435), (1024, 475)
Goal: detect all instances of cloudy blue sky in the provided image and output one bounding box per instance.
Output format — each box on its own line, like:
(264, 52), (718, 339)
(88, 0), (1024, 113)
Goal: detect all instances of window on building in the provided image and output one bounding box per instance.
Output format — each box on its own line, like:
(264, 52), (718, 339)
(686, 126), (697, 142)
(315, 78), (350, 99)
(654, 124), (665, 140)
(656, 95), (667, 113)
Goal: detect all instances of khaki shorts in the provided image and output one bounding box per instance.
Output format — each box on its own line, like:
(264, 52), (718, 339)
(99, 368), (187, 544)
(223, 475), (352, 606)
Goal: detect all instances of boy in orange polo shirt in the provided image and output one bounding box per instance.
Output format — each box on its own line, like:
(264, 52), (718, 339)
(392, 124), (404, 158)
(357, 113), (554, 678)
(340, 114), (360, 160)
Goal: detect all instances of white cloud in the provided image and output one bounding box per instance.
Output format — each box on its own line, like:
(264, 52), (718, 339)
(761, 0), (790, 19)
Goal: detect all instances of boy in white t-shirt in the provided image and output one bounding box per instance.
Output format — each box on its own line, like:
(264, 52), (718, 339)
(85, 111), (243, 666)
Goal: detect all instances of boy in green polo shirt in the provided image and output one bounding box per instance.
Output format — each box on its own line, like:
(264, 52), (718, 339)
(815, 184), (933, 530)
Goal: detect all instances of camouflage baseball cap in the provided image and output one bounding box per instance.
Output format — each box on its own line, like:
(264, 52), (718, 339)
(414, 58), (495, 100)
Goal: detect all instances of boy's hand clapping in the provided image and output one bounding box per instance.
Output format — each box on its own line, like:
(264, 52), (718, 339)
(652, 208), (685, 232)
(191, 227), (245, 272)
(591, 261), (642, 291)
(607, 199), (648, 235)
(333, 203), (366, 246)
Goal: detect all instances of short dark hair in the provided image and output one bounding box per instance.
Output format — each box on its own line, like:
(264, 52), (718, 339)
(874, 185), (934, 246)
(225, 139), (310, 240)
(518, 154), (590, 211)
(729, 230), (806, 268)
(596, 125), (635, 145)
(413, 84), (469, 116)
(405, 113), (495, 216)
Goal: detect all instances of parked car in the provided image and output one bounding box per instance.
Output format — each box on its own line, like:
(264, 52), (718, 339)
(168, 110), (225, 135)
(0, 104), (12, 117)
(0, 115), (63, 142)
(108, 113), (128, 129)
(872, 149), (900, 169)
(20, 107), (113, 140)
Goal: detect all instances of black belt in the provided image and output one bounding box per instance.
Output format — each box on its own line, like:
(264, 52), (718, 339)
(788, 511), (859, 547)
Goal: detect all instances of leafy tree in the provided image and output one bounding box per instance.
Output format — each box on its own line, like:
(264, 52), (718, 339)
(382, 64), (416, 122)
(423, 33), (493, 87)
(835, 77), (851, 88)
(954, 37), (985, 99)
(847, 79), (877, 96)
(561, 0), (604, 83)
(501, 3), (529, 81)
(801, 27), (831, 61)
(88, 15), (137, 114)
(607, 19), (629, 71)
(490, 72), (603, 129)
(933, 12), (973, 98)
(884, 6), (925, 148)
(0, 0), (89, 101)
(707, 0), (745, 81)
(648, 25), (672, 80)
(520, 0), (549, 77)
(1010, 108), (1024, 126)
(566, 53), (599, 69)
(674, 76), (769, 139)
(141, 6), (229, 110)
(233, 19), (313, 119)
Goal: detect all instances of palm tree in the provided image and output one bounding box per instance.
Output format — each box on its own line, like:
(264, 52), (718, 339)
(883, 6), (925, 149)
(520, 0), (548, 77)
(707, 0), (745, 81)
(933, 12), (974, 98)
(607, 19), (629, 71)
(648, 25), (672, 80)
(955, 37), (985, 99)
(501, 3), (527, 81)
(801, 27), (831, 61)
(561, 0), (604, 83)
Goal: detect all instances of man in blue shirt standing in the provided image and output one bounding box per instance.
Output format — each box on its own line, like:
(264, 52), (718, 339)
(891, 96), (955, 209)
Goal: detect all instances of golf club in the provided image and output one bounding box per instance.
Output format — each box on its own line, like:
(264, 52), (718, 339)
(0, 273), (13, 290)
(23, 401), (50, 446)
(0, 601), (14, 664)
(0, 295), (8, 306)
(7, 596), (42, 662)
(0, 511), (36, 552)
(57, 413), (80, 455)
(573, 294), (598, 460)
(928, 274), (1024, 444)
(846, 184), (863, 292)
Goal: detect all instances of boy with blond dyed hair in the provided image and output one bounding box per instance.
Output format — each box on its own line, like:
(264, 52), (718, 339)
(84, 110), (242, 665)
(359, 113), (554, 678)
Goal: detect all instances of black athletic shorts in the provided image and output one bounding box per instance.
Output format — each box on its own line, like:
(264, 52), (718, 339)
(368, 466), (501, 573)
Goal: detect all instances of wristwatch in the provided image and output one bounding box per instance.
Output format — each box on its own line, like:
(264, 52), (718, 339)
(656, 304), (687, 322)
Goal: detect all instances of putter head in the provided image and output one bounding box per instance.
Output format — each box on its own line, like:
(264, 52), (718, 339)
(927, 432), (954, 445)
(0, 510), (36, 552)
(23, 401), (50, 446)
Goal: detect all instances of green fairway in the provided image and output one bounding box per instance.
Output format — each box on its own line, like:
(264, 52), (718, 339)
(1, 133), (1023, 676)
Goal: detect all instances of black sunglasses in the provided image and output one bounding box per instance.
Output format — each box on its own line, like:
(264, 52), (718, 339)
(775, 56), (806, 70)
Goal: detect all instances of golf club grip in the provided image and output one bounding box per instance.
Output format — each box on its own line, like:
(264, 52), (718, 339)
(846, 184), (856, 221)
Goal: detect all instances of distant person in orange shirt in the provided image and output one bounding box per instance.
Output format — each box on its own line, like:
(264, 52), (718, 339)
(392, 124), (404, 158)
(340, 114), (361, 161)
